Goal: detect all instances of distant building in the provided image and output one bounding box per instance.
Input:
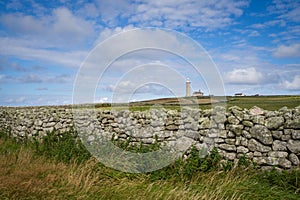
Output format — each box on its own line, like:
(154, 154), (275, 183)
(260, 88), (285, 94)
(235, 93), (245, 96)
(193, 90), (204, 97)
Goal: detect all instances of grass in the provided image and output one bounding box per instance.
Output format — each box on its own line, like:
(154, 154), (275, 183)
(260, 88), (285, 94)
(91, 95), (300, 112)
(0, 131), (299, 199)
(226, 95), (300, 110)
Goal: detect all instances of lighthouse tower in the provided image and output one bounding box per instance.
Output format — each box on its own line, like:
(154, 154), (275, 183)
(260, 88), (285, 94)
(186, 78), (191, 97)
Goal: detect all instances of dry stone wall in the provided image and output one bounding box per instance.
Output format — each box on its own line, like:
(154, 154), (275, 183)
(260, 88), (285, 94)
(0, 105), (300, 170)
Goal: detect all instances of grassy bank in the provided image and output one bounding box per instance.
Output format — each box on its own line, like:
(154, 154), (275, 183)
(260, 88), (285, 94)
(0, 131), (299, 199)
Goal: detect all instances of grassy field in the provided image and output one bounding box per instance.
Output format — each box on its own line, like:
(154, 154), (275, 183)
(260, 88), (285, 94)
(0, 131), (299, 200)
(93, 95), (300, 111)
(226, 95), (300, 110)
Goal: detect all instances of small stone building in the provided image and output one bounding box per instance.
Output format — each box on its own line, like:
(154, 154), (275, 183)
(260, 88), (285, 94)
(192, 90), (204, 97)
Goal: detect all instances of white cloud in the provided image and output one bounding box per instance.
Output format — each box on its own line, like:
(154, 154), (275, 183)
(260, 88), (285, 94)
(0, 7), (95, 48)
(224, 67), (263, 84)
(128, 0), (250, 31)
(273, 43), (300, 58)
(0, 37), (88, 67)
(21, 74), (43, 83)
(0, 6), (96, 70)
(106, 80), (173, 96)
(93, 25), (136, 45)
(281, 75), (300, 90)
(249, 30), (260, 37)
(98, 97), (108, 103)
(5, 96), (26, 104)
(5, 0), (23, 10)
(268, 25), (300, 44)
(268, 0), (300, 23)
(248, 19), (286, 30)
(214, 47), (266, 70)
(0, 74), (14, 83)
(76, 3), (100, 18)
(286, 64), (300, 67)
(0, 72), (72, 84)
(95, 0), (134, 26)
(0, 95), (72, 106)
(265, 19), (286, 27)
(249, 23), (265, 29)
(52, 7), (94, 41)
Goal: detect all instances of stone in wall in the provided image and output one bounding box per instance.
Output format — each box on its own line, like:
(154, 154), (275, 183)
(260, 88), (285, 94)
(292, 130), (300, 139)
(287, 140), (300, 154)
(272, 140), (287, 151)
(248, 139), (272, 153)
(289, 153), (300, 165)
(249, 106), (265, 115)
(250, 125), (273, 145)
(265, 116), (284, 130)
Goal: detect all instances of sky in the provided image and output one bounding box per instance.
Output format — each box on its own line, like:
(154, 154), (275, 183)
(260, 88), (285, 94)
(0, 0), (299, 106)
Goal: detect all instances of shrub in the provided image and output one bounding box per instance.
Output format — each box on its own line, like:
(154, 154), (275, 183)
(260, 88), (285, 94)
(150, 147), (223, 180)
(33, 130), (91, 164)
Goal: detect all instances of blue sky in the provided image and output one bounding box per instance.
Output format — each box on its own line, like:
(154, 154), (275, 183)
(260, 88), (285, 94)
(0, 0), (299, 106)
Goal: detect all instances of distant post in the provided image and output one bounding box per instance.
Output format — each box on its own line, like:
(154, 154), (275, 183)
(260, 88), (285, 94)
(186, 78), (191, 97)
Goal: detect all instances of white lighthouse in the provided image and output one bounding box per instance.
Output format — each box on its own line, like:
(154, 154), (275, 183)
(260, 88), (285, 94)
(186, 78), (191, 97)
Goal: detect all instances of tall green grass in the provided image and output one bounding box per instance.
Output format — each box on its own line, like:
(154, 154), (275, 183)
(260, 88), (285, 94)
(0, 130), (299, 199)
